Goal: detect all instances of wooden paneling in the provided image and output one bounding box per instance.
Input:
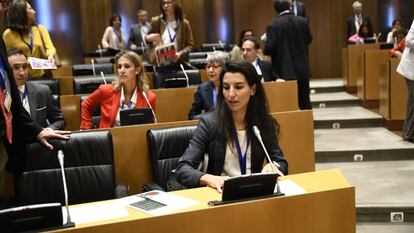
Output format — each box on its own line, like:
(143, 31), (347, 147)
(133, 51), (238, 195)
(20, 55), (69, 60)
(361, 50), (390, 100)
(390, 58), (408, 120)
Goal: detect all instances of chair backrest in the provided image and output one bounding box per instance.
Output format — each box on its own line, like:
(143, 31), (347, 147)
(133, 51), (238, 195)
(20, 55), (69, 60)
(16, 130), (115, 205)
(73, 75), (116, 94)
(72, 63), (114, 76)
(146, 126), (197, 190)
(153, 70), (201, 89)
(201, 43), (226, 52)
(27, 79), (60, 95)
(94, 57), (115, 64)
(189, 52), (208, 60)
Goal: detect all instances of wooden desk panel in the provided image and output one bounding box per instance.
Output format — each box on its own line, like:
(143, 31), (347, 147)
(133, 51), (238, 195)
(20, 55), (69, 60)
(54, 169), (355, 233)
(60, 95), (81, 131)
(264, 81), (299, 112)
(379, 61), (390, 119)
(361, 50), (390, 101)
(152, 87), (197, 122)
(390, 58), (408, 120)
(52, 64), (73, 77)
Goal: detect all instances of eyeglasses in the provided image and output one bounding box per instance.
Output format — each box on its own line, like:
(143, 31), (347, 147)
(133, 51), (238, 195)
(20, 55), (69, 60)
(206, 64), (221, 70)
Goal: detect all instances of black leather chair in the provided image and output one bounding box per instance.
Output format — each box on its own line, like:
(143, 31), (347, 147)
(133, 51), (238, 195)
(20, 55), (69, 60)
(189, 58), (207, 69)
(201, 43), (226, 52)
(144, 126), (197, 191)
(27, 79), (60, 105)
(94, 57), (115, 64)
(73, 75), (116, 94)
(189, 52), (208, 60)
(72, 63), (114, 76)
(15, 130), (128, 206)
(152, 69), (201, 89)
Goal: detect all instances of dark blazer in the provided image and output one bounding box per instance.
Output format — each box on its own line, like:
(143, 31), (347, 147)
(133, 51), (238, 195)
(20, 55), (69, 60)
(127, 23), (149, 49)
(26, 82), (66, 130)
(257, 59), (275, 82)
(188, 81), (215, 120)
(0, 37), (42, 174)
(175, 112), (288, 188)
(264, 12), (312, 80)
(346, 14), (372, 39)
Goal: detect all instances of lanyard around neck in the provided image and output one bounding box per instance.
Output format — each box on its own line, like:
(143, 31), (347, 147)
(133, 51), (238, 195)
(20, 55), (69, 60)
(20, 29), (34, 53)
(233, 131), (251, 175)
(166, 20), (178, 43)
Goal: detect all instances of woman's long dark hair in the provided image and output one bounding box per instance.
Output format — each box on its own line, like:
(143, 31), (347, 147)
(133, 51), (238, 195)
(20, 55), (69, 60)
(159, 0), (184, 21)
(7, 0), (32, 34)
(216, 61), (279, 147)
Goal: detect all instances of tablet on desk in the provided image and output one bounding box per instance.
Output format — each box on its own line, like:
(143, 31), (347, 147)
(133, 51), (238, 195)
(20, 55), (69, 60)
(120, 108), (154, 126)
(209, 173), (283, 206)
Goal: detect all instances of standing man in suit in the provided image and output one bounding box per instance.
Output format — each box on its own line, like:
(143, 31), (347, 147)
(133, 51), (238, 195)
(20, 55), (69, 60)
(7, 48), (65, 130)
(128, 9), (151, 50)
(346, 1), (372, 40)
(292, 0), (307, 18)
(0, 2), (68, 203)
(264, 0), (312, 110)
(242, 37), (275, 82)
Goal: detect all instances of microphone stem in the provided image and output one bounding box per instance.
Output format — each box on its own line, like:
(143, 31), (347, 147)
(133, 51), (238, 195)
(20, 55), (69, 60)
(59, 161), (72, 224)
(258, 138), (277, 172)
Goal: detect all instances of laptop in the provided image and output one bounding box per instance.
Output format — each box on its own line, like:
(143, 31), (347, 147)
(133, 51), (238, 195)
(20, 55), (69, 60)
(208, 173), (284, 206)
(120, 108), (154, 126)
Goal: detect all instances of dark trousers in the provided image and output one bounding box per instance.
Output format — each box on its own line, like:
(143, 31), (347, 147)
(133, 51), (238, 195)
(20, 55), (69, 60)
(297, 78), (312, 110)
(403, 78), (414, 140)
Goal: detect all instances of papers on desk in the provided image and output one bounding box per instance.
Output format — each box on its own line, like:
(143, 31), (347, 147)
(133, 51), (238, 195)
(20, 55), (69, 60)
(28, 57), (57, 69)
(118, 190), (199, 216)
(62, 202), (128, 225)
(277, 179), (307, 196)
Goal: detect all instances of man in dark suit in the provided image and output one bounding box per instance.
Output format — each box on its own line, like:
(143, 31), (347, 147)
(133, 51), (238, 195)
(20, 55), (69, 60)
(346, 1), (372, 40)
(242, 37), (275, 82)
(264, 0), (312, 110)
(127, 9), (151, 50)
(0, 3), (68, 202)
(292, 0), (307, 18)
(7, 49), (66, 130)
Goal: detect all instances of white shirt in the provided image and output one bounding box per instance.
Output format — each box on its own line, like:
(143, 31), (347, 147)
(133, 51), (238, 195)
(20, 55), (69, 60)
(114, 86), (138, 127)
(221, 130), (252, 177)
(140, 22), (150, 46)
(18, 84), (30, 115)
(162, 20), (178, 48)
(252, 60), (265, 83)
(354, 14), (362, 34)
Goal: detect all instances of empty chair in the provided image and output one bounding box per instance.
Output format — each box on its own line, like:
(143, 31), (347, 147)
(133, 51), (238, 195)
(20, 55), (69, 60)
(15, 130), (127, 206)
(73, 75), (116, 94)
(94, 57), (115, 64)
(144, 126), (197, 191)
(189, 58), (207, 69)
(153, 69), (201, 89)
(72, 63), (114, 76)
(201, 43), (226, 52)
(189, 52), (208, 60)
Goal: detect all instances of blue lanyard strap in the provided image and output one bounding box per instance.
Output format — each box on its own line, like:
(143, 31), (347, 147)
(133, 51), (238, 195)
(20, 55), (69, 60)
(121, 101), (132, 110)
(167, 20), (178, 43)
(0, 59), (6, 89)
(233, 131), (251, 175)
(212, 88), (216, 107)
(20, 29), (33, 53)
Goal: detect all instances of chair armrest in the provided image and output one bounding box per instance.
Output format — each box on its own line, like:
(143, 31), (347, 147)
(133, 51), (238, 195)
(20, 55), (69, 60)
(115, 183), (129, 198)
(142, 182), (165, 192)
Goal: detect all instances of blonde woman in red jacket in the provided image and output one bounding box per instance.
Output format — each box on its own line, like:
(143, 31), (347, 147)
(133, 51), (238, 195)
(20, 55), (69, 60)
(80, 51), (156, 129)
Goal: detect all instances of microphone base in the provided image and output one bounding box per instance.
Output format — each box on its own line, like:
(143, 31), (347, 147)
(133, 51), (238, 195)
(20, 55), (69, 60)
(63, 221), (76, 228)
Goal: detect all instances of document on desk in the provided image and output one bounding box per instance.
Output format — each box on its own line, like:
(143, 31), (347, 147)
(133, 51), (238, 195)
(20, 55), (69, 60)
(277, 179), (307, 196)
(62, 202), (129, 225)
(118, 190), (199, 216)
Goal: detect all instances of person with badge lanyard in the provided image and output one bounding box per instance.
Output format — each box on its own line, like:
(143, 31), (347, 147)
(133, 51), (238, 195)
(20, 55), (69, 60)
(3, 0), (58, 78)
(176, 61), (288, 193)
(188, 51), (229, 120)
(80, 51), (156, 130)
(145, 0), (194, 65)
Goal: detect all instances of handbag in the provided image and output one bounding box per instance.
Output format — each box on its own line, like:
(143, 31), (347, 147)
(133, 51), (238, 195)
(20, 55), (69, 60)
(36, 26), (61, 68)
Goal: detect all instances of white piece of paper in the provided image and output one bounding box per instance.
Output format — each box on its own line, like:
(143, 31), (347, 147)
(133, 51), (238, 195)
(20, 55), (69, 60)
(277, 179), (307, 196)
(28, 57), (57, 70)
(118, 190), (199, 216)
(62, 202), (129, 225)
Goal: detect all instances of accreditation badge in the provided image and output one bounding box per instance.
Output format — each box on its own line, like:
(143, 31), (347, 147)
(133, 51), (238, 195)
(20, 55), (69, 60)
(4, 90), (12, 112)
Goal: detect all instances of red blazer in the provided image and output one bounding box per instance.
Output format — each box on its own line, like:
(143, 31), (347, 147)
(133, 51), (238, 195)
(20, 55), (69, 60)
(80, 84), (156, 129)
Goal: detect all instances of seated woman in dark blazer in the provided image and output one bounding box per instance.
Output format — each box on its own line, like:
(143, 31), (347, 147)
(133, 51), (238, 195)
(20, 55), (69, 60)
(188, 51), (229, 120)
(80, 51), (156, 129)
(176, 61), (288, 192)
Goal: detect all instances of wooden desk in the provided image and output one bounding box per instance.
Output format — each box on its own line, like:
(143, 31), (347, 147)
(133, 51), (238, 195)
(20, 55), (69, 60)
(358, 49), (390, 108)
(53, 169), (355, 233)
(379, 58), (408, 129)
(343, 44), (379, 93)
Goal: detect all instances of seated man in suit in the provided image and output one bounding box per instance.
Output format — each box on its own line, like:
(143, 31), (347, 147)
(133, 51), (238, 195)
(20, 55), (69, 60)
(242, 37), (275, 82)
(7, 48), (66, 130)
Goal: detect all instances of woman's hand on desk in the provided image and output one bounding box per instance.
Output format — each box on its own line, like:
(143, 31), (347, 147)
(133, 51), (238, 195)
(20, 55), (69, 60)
(261, 162), (284, 177)
(200, 174), (226, 193)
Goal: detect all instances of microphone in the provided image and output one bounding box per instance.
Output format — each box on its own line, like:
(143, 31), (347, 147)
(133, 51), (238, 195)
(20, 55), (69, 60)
(179, 64), (190, 87)
(91, 59), (96, 76)
(142, 91), (158, 123)
(98, 44), (103, 57)
(252, 126), (280, 171)
(58, 150), (75, 227)
(100, 71), (107, 84)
